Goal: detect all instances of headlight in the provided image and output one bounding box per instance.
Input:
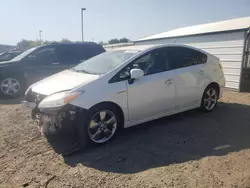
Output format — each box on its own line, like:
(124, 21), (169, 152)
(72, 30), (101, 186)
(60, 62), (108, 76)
(38, 91), (82, 109)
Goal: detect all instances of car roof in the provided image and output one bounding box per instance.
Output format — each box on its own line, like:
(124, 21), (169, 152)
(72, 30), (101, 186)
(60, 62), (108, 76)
(112, 44), (210, 54)
(48, 42), (103, 47)
(112, 44), (156, 51)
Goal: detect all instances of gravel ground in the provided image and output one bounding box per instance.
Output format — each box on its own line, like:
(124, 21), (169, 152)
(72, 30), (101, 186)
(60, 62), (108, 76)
(0, 90), (250, 188)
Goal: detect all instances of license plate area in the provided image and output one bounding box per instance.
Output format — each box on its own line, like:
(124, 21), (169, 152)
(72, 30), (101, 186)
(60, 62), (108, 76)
(39, 115), (51, 125)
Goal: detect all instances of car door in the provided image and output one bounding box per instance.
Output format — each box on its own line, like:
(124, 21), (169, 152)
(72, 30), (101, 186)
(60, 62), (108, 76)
(122, 48), (176, 121)
(167, 47), (207, 108)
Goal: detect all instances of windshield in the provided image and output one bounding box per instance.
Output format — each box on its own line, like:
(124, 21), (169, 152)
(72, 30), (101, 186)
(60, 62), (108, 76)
(9, 47), (37, 62)
(73, 50), (139, 74)
(0, 53), (12, 61)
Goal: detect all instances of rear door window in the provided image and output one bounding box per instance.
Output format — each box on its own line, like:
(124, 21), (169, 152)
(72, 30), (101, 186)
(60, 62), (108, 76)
(78, 45), (105, 61)
(167, 47), (207, 69)
(74, 45), (88, 62)
(56, 45), (79, 64)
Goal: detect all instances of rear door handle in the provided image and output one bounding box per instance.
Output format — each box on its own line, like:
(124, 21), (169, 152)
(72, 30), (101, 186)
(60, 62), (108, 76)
(165, 79), (173, 84)
(199, 69), (204, 74)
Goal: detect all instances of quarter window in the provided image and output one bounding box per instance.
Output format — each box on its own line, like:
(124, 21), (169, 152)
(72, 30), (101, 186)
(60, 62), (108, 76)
(197, 51), (207, 64)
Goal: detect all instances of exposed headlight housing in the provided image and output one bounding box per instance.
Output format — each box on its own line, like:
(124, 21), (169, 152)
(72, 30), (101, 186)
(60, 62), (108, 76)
(38, 91), (83, 110)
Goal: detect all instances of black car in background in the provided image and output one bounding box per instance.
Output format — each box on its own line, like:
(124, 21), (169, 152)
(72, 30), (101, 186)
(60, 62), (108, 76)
(0, 42), (105, 97)
(0, 51), (23, 62)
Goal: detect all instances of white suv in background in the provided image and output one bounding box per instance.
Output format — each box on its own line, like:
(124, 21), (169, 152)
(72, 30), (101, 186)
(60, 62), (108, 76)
(22, 44), (225, 148)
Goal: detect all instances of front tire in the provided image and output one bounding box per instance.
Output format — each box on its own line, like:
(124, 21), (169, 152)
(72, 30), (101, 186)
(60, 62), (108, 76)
(77, 104), (122, 147)
(201, 85), (218, 112)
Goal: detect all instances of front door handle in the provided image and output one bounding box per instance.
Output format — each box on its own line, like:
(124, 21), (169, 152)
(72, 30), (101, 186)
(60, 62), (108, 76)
(52, 62), (60, 65)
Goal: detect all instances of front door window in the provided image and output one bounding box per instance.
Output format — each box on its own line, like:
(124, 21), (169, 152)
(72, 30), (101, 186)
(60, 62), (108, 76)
(34, 47), (58, 64)
(118, 49), (169, 80)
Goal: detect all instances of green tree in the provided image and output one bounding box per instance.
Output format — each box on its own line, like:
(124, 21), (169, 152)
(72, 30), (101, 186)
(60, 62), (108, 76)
(99, 41), (104, 45)
(108, 38), (120, 44)
(30, 40), (42, 48)
(43, 40), (53, 45)
(17, 40), (31, 50)
(61, 38), (72, 43)
(119, 37), (130, 43)
(17, 39), (42, 50)
(108, 38), (130, 45)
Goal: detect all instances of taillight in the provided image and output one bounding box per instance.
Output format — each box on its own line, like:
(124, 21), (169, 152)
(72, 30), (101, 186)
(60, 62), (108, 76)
(218, 62), (222, 69)
(218, 61), (224, 75)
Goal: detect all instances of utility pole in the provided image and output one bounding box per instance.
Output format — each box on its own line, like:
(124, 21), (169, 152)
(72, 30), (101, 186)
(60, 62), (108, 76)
(39, 30), (43, 42)
(81, 8), (86, 42)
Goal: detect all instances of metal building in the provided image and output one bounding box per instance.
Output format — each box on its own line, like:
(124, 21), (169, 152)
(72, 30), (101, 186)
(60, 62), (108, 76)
(134, 17), (250, 91)
(103, 42), (134, 51)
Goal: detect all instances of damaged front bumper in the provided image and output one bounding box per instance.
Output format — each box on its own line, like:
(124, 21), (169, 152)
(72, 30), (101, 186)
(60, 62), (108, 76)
(34, 108), (76, 136)
(22, 100), (89, 154)
(22, 100), (79, 135)
(22, 89), (90, 154)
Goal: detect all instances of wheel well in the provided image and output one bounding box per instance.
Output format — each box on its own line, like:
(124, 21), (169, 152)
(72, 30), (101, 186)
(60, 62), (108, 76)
(206, 82), (220, 96)
(89, 101), (125, 127)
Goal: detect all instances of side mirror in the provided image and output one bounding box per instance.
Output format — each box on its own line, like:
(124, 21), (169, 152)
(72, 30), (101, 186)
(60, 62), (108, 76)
(130, 68), (144, 79)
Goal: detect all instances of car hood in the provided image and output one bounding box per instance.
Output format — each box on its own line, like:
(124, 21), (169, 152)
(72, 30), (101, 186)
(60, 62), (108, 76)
(31, 69), (100, 95)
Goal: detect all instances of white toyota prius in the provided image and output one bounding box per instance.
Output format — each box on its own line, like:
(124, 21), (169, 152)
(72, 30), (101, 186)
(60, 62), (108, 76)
(22, 44), (225, 148)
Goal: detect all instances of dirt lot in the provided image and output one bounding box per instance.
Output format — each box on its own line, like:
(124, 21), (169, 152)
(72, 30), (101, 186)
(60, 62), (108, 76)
(0, 90), (250, 188)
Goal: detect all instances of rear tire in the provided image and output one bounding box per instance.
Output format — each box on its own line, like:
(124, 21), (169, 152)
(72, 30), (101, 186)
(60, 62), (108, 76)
(200, 85), (218, 112)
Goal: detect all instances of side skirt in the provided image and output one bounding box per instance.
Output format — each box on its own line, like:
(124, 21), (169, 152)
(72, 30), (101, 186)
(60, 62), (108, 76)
(124, 102), (200, 128)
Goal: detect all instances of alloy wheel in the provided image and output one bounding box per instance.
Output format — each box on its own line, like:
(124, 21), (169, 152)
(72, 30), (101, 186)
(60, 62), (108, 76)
(203, 87), (217, 111)
(0, 78), (20, 96)
(88, 110), (117, 143)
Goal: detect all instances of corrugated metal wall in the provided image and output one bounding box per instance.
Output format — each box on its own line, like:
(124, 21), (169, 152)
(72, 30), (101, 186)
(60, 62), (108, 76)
(135, 31), (245, 90)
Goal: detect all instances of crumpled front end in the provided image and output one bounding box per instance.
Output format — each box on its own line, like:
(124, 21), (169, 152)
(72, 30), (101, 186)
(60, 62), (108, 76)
(23, 90), (88, 154)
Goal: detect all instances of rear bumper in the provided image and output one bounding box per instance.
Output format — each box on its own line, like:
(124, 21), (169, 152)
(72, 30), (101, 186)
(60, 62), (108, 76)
(219, 86), (225, 99)
(218, 75), (226, 99)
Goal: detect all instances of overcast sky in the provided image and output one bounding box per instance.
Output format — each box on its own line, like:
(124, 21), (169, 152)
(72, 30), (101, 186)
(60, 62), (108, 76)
(1, 0), (250, 45)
